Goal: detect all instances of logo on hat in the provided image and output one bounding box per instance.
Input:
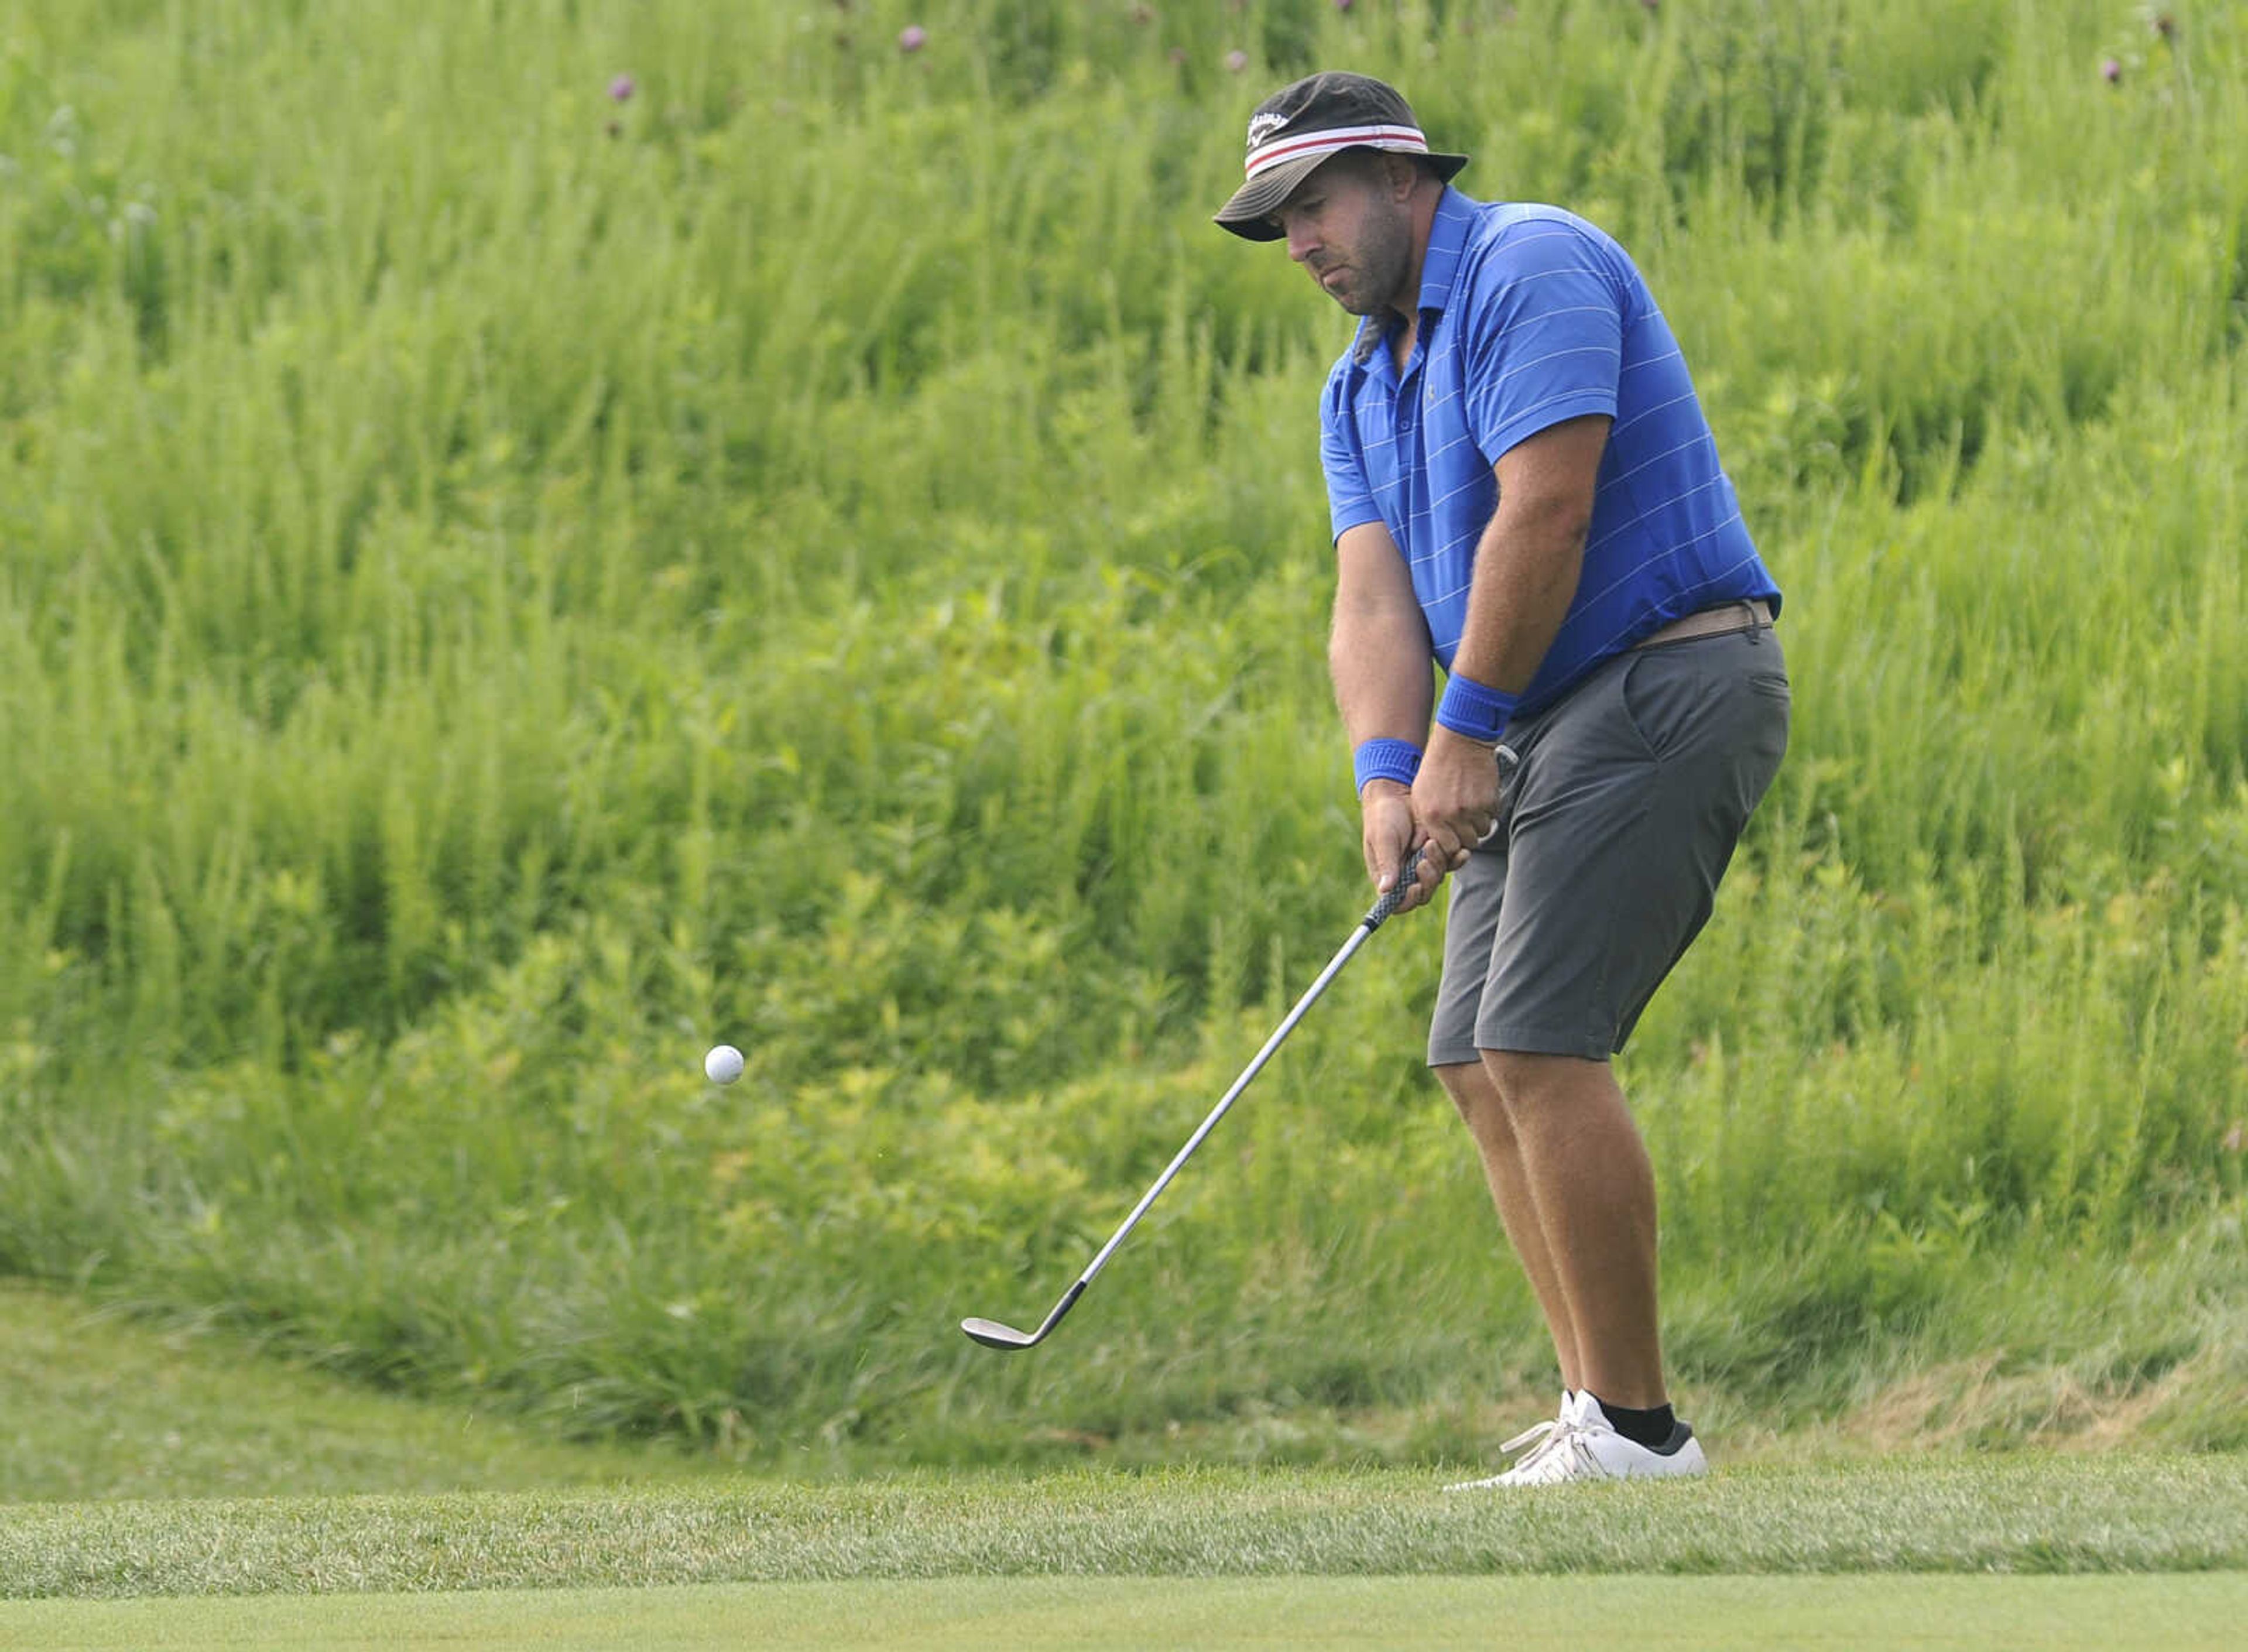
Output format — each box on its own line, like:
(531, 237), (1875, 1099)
(1246, 111), (1290, 149)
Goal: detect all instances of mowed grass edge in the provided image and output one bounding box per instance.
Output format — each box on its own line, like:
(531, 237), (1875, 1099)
(6, 1459), (2247, 1599)
(5, 1576), (2247, 1652)
(0, 1281), (721, 1502)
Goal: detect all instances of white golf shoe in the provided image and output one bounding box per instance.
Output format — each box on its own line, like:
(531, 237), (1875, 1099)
(1445, 1390), (1708, 1488)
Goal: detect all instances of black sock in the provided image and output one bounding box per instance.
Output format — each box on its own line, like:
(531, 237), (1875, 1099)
(1590, 1395), (1678, 1451)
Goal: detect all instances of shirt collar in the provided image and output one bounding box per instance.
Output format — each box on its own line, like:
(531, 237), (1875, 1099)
(1349, 186), (1478, 366)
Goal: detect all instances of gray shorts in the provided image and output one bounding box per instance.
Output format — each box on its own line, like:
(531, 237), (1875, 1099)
(1428, 625), (1790, 1066)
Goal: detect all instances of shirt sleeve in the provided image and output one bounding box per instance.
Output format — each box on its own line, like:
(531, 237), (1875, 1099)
(1458, 220), (1623, 463)
(1320, 366), (1386, 543)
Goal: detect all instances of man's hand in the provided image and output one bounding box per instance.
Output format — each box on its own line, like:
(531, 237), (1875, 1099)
(1360, 780), (1443, 913)
(1413, 726), (1505, 869)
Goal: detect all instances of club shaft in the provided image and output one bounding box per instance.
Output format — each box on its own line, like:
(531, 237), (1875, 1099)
(1065, 918), (1377, 1298)
(968, 842), (1449, 1349)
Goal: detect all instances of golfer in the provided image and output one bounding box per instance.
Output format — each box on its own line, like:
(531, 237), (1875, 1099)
(1216, 73), (1788, 1483)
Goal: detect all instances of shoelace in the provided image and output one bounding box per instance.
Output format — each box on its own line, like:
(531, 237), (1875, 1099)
(1515, 1416), (1634, 1485)
(1497, 1418), (1559, 1459)
(1442, 1415), (1563, 1490)
(1492, 1417), (1572, 1483)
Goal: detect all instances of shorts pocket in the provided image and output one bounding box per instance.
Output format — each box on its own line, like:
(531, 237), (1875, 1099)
(1618, 649), (1703, 763)
(1621, 643), (1789, 764)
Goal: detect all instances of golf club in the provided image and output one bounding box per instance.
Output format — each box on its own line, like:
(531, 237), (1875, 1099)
(961, 850), (1423, 1350)
(960, 750), (1515, 1354)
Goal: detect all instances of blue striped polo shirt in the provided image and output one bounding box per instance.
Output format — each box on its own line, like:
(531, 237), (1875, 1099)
(1320, 189), (1780, 718)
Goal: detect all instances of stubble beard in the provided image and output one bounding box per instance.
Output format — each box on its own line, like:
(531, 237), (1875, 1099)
(1321, 201), (1412, 320)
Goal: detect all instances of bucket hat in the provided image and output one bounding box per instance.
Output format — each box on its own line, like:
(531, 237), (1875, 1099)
(1214, 71), (1468, 241)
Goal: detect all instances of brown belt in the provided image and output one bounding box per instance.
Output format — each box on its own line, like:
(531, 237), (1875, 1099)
(1634, 598), (1775, 649)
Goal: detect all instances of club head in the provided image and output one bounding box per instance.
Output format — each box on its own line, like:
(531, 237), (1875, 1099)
(961, 1316), (1041, 1350)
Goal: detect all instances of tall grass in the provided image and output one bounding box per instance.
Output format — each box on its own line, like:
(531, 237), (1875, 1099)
(1, 0), (2243, 1460)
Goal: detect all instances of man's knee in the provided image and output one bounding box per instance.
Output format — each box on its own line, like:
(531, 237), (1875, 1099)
(1479, 1047), (1609, 1114)
(1435, 1059), (1499, 1129)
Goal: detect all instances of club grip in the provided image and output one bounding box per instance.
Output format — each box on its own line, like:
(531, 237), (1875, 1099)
(1361, 743), (1517, 931)
(1365, 844), (1425, 930)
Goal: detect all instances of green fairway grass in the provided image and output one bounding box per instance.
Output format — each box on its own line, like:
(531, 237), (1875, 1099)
(6, 1461), (2245, 1596)
(5, 1576), (2246, 1652)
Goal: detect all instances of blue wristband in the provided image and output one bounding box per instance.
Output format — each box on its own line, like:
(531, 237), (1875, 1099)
(1435, 672), (1518, 745)
(1352, 737), (1423, 796)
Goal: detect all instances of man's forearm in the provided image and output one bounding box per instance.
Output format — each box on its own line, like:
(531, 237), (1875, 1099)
(1445, 491), (1589, 698)
(1329, 601), (1435, 750)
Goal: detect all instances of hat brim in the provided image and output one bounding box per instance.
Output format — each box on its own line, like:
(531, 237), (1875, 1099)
(1214, 146), (1469, 241)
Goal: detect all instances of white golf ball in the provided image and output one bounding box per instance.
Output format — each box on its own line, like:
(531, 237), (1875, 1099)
(703, 1044), (745, 1085)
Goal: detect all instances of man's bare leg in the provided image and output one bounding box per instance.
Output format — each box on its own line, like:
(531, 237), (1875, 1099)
(1435, 1061), (1581, 1389)
(1481, 1049), (1666, 1409)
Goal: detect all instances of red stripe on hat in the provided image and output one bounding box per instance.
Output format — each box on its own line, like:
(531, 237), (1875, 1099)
(1245, 123), (1428, 179)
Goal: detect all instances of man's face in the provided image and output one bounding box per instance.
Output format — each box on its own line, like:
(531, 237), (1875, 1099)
(1270, 152), (1415, 318)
